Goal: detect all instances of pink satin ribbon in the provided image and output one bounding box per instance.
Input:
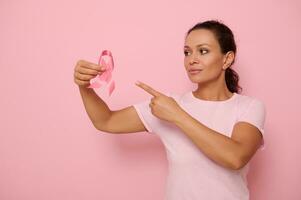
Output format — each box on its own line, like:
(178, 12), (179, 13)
(87, 50), (115, 96)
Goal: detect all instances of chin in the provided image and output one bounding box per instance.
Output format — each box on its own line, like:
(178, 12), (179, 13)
(188, 75), (204, 84)
(190, 80), (204, 84)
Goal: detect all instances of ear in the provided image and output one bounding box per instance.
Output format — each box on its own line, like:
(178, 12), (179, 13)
(222, 51), (235, 70)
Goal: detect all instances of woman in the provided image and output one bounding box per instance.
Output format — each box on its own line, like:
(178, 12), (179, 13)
(73, 20), (266, 200)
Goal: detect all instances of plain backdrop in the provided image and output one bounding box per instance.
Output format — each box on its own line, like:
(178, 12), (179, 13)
(0, 0), (300, 199)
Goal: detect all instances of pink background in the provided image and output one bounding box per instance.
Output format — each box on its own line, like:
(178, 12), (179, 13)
(0, 0), (300, 199)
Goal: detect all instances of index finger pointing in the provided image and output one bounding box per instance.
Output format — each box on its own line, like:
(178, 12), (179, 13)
(135, 81), (163, 97)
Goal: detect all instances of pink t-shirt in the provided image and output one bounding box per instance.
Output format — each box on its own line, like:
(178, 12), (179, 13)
(133, 91), (266, 200)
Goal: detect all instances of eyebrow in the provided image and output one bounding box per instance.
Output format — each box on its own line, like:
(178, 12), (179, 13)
(184, 43), (210, 48)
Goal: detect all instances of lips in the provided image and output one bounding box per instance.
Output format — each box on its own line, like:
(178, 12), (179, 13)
(188, 67), (203, 71)
(189, 69), (202, 72)
(188, 68), (203, 75)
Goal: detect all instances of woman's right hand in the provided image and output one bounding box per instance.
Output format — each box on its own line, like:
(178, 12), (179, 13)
(73, 60), (106, 87)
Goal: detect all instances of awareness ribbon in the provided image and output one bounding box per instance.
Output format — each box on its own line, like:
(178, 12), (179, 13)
(87, 50), (115, 96)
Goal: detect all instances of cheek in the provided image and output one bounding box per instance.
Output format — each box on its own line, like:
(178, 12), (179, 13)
(204, 56), (223, 70)
(200, 58), (223, 78)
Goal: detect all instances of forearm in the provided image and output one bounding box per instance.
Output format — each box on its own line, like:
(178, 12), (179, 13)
(173, 110), (242, 170)
(78, 86), (112, 129)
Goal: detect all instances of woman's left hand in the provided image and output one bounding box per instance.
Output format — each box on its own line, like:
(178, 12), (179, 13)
(135, 81), (185, 123)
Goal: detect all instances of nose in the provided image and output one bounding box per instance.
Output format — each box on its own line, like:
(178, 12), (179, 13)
(189, 53), (199, 65)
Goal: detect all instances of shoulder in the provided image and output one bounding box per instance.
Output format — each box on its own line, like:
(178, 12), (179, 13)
(236, 93), (265, 107)
(235, 93), (266, 117)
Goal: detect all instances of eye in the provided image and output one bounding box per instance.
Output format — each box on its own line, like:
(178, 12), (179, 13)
(184, 50), (190, 56)
(200, 49), (208, 54)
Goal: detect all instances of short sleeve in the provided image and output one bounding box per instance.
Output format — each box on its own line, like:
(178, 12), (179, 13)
(133, 92), (173, 134)
(133, 99), (162, 134)
(236, 99), (267, 150)
(133, 99), (152, 133)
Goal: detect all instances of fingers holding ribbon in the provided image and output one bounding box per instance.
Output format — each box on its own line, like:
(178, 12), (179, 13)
(88, 50), (115, 96)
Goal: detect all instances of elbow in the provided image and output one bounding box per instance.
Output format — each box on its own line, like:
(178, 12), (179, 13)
(93, 123), (104, 132)
(93, 117), (119, 134)
(93, 123), (103, 132)
(93, 120), (113, 133)
(231, 157), (247, 170)
(231, 161), (243, 170)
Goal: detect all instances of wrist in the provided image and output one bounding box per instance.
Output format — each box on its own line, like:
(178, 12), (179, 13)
(173, 108), (190, 126)
(79, 85), (93, 91)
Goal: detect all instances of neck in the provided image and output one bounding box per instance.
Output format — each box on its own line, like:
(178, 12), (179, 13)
(193, 75), (234, 101)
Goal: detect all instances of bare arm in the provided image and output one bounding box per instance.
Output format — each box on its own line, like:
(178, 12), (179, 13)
(104, 105), (147, 133)
(75, 60), (146, 133)
(78, 85), (112, 130)
(79, 86), (147, 133)
(174, 110), (263, 170)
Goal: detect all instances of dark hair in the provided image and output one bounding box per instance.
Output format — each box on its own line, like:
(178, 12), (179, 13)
(186, 20), (242, 93)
